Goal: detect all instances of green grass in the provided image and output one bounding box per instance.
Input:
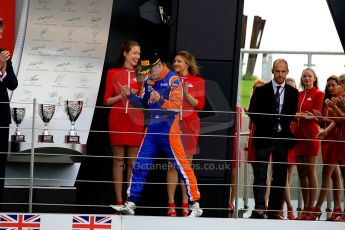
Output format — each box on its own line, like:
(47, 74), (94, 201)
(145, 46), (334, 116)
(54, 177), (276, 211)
(240, 79), (254, 109)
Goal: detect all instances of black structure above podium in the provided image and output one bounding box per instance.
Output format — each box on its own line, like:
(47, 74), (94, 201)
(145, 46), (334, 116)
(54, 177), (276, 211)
(78, 0), (244, 217)
(327, 0), (345, 52)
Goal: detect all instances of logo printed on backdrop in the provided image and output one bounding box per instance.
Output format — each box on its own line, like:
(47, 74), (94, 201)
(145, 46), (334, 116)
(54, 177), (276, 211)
(31, 45), (47, 52)
(0, 214), (41, 229)
(24, 74), (42, 87)
(72, 216), (111, 229)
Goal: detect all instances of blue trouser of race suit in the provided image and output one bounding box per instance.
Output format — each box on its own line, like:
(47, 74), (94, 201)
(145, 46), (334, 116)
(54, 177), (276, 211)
(127, 116), (200, 203)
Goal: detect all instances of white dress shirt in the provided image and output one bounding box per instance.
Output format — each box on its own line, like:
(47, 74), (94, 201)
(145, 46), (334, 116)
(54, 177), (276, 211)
(272, 79), (286, 114)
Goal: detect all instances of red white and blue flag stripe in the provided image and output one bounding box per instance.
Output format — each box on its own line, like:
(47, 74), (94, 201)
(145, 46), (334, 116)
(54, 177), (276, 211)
(0, 214), (41, 230)
(72, 215), (111, 230)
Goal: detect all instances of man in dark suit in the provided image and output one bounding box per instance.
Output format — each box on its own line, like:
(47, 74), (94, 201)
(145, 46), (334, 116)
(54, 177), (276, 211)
(248, 59), (298, 219)
(0, 18), (18, 204)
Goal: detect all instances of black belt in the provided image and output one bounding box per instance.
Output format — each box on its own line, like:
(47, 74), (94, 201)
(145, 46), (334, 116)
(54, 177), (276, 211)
(150, 114), (176, 119)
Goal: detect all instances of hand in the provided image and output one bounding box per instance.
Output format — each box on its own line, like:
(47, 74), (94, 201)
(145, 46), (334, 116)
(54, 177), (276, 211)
(312, 109), (321, 117)
(296, 112), (303, 117)
(304, 111), (316, 120)
(296, 112), (307, 120)
(149, 90), (160, 104)
(316, 130), (328, 139)
(331, 97), (342, 107)
(0, 51), (8, 73)
(325, 99), (336, 109)
(130, 89), (138, 94)
(0, 60), (6, 73)
(338, 96), (345, 112)
(117, 81), (130, 97)
(0, 50), (11, 62)
(183, 82), (189, 96)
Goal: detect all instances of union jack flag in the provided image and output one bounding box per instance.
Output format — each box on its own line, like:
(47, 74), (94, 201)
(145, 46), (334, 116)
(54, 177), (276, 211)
(72, 215), (112, 230)
(0, 214), (40, 230)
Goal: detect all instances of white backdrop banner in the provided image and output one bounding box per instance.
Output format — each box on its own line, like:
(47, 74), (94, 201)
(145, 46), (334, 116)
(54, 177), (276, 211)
(10, 0), (113, 144)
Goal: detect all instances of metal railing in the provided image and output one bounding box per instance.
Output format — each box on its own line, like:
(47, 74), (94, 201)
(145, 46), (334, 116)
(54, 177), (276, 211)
(1, 98), (344, 220)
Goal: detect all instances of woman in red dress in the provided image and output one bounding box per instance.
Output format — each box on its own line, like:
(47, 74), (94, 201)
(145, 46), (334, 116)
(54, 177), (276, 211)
(227, 105), (244, 217)
(337, 75), (345, 221)
(322, 74), (345, 221)
(247, 79), (267, 165)
(292, 68), (324, 220)
(103, 41), (144, 206)
(308, 75), (343, 221)
(166, 51), (205, 216)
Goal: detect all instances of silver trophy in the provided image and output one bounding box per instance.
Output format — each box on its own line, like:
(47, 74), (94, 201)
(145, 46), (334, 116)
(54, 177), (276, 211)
(11, 108), (26, 142)
(38, 104), (56, 142)
(64, 100), (83, 143)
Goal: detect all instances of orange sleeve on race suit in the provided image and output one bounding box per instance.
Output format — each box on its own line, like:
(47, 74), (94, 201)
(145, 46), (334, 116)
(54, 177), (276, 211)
(161, 76), (183, 110)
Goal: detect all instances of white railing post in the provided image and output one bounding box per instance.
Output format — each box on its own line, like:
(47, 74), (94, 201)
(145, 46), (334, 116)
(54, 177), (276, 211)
(29, 98), (37, 213)
(234, 108), (241, 218)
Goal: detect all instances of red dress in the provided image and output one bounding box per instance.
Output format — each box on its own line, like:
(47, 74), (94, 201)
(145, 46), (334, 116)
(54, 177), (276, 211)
(288, 121), (297, 164)
(103, 67), (144, 146)
(337, 109), (345, 163)
(336, 94), (345, 172)
(292, 87), (324, 157)
(180, 74), (205, 155)
(321, 107), (340, 164)
(339, 122), (345, 172)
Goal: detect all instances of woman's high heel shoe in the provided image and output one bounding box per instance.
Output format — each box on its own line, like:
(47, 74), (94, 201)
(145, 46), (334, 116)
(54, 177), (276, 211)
(182, 202), (189, 217)
(336, 213), (345, 222)
(228, 204), (235, 218)
(307, 207), (321, 221)
(296, 207), (309, 220)
(287, 206), (295, 220)
(327, 208), (342, 221)
(167, 202), (177, 217)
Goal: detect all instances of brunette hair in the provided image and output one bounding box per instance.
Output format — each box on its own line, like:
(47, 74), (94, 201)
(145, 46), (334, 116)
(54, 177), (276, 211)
(175, 50), (200, 76)
(115, 40), (140, 67)
(272, 58), (289, 70)
(322, 75), (339, 112)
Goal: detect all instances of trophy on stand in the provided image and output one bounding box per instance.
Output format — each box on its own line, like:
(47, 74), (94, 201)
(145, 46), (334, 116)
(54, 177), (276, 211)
(64, 100), (83, 143)
(38, 104), (56, 143)
(10, 108), (26, 142)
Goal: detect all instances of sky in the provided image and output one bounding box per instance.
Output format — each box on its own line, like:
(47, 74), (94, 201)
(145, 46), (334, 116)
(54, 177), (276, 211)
(242, 0), (344, 90)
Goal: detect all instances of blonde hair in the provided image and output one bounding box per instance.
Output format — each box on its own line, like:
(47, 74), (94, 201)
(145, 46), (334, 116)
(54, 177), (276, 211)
(300, 67), (319, 89)
(253, 79), (266, 90)
(175, 51), (200, 76)
(339, 73), (345, 84)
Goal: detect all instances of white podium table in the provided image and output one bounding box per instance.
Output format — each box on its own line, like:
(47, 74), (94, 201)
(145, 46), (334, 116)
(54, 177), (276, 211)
(6, 142), (86, 187)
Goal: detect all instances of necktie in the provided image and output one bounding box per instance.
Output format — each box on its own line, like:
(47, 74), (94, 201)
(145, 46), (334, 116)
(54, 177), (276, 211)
(274, 86), (282, 134)
(275, 86), (281, 113)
